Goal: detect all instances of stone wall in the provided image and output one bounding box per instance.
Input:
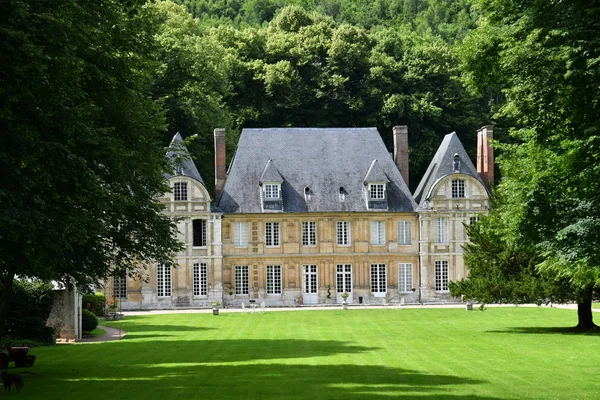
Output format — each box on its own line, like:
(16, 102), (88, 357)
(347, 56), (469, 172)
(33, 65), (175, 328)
(47, 289), (82, 340)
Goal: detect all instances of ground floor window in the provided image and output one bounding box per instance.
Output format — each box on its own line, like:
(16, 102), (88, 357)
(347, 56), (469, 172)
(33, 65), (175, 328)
(113, 275), (127, 299)
(235, 265), (249, 295)
(302, 265), (318, 294)
(398, 263), (413, 293)
(193, 262), (208, 296)
(157, 264), (172, 297)
(336, 264), (352, 293)
(435, 260), (449, 292)
(266, 265), (282, 294)
(370, 264), (387, 296)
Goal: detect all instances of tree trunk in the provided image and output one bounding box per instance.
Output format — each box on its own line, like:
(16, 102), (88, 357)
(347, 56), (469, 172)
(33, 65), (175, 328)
(576, 287), (598, 330)
(0, 267), (17, 337)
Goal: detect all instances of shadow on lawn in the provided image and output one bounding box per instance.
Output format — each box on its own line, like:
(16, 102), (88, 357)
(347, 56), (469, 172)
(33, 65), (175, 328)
(487, 326), (600, 336)
(104, 339), (377, 363)
(52, 363), (498, 400)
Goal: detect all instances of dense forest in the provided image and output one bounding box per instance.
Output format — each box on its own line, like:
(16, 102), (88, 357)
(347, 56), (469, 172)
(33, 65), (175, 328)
(155, 0), (494, 192)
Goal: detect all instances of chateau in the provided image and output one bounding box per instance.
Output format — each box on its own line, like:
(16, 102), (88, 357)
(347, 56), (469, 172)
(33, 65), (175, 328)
(110, 126), (493, 309)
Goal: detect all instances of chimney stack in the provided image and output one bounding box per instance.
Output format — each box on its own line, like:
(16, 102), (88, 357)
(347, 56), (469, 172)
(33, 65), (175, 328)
(214, 128), (226, 201)
(393, 125), (409, 187)
(476, 125), (494, 187)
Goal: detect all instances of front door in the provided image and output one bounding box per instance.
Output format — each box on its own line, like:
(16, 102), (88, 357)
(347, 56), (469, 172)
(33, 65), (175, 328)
(336, 264), (353, 303)
(302, 265), (318, 304)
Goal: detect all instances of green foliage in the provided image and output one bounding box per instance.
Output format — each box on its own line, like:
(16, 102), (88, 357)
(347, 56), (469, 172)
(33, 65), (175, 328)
(457, 0), (600, 328)
(81, 309), (99, 333)
(82, 293), (106, 317)
(0, 0), (182, 290)
(3, 280), (55, 342)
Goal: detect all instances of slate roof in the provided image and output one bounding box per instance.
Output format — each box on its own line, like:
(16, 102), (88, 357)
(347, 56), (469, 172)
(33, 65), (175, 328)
(218, 128), (416, 213)
(165, 133), (205, 185)
(413, 132), (487, 209)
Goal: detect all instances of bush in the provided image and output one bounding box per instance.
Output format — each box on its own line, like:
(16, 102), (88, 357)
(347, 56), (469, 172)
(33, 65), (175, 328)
(82, 293), (106, 316)
(1, 280), (56, 343)
(6, 316), (55, 344)
(81, 309), (98, 333)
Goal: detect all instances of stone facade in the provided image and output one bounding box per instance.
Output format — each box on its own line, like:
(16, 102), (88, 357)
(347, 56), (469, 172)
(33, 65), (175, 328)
(108, 126), (491, 309)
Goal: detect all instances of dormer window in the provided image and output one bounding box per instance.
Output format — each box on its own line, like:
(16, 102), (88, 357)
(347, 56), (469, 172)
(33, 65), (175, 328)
(369, 183), (385, 200)
(339, 187), (346, 202)
(174, 182), (188, 201)
(264, 183), (281, 199)
(453, 153), (461, 173)
(304, 187), (311, 202)
(452, 179), (465, 198)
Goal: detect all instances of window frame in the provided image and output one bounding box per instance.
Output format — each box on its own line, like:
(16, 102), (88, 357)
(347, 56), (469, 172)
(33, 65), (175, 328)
(265, 222), (280, 247)
(370, 264), (387, 296)
(336, 221), (351, 246)
(434, 217), (449, 244)
(398, 263), (413, 293)
(235, 265), (249, 295)
(192, 219), (207, 247)
(233, 222), (249, 248)
(451, 179), (465, 198)
(397, 221), (412, 245)
(266, 265), (282, 295)
(370, 220), (386, 246)
(192, 262), (208, 296)
(173, 182), (188, 201)
(113, 275), (127, 299)
(301, 221), (317, 246)
(263, 183), (281, 199)
(368, 183), (385, 200)
(156, 264), (172, 297)
(435, 260), (449, 292)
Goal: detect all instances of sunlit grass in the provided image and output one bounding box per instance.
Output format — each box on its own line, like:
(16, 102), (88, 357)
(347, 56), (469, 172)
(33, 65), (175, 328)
(19, 307), (600, 399)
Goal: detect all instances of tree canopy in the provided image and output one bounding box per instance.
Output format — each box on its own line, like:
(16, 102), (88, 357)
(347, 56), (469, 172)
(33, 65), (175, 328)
(451, 0), (600, 329)
(0, 0), (182, 334)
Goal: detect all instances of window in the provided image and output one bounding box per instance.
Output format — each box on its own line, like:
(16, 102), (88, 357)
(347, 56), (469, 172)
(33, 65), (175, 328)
(398, 263), (413, 293)
(434, 218), (449, 243)
(174, 182), (187, 201)
(370, 264), (387, 295)
(435, 260), (449, 292)
(193, 262), (207, 296)
(265, 222), (280, 247)
(113, 276), (127, 299)
(397, 221), (412, 245)
(157, 264), (172, 297)
(452, 179), (465, 198)
(302, 222), (317, 246)
(235, 266), (249, 295)
(368, 183), (385, 200)
(469, 216), (480, 225)
(453, 154), (461, 172)
(336, 221), (351, 246)
(266, 265), (282, 294)
(264, 184), (280, 199)
(233, 222), (249, 247)
(336, 264), (352, 293)
(370, 221), (386, 245)
(193, 219), (207, 247)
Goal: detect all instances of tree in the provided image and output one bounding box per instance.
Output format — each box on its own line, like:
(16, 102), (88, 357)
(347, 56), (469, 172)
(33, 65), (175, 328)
(456, 0), (600, 329)
(150, 1), (233, 193)
(0, 0), (181, 335)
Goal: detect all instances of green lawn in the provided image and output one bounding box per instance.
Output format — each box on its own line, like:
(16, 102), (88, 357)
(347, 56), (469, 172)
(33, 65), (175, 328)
(20, 307), (600, 399)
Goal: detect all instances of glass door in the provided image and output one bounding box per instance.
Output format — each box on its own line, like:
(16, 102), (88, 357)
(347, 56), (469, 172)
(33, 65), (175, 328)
(336, 264), (353, 303)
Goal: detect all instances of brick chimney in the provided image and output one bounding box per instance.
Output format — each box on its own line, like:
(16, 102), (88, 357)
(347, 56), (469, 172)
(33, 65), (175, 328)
(476, 125), (494, 187)
(214, 128), (226, 201)
(393, 125), (409, 187)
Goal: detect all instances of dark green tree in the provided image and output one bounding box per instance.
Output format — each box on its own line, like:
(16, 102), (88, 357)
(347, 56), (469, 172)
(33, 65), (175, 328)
(456, 0), (600, 329)
(0, 0), (182, 335)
